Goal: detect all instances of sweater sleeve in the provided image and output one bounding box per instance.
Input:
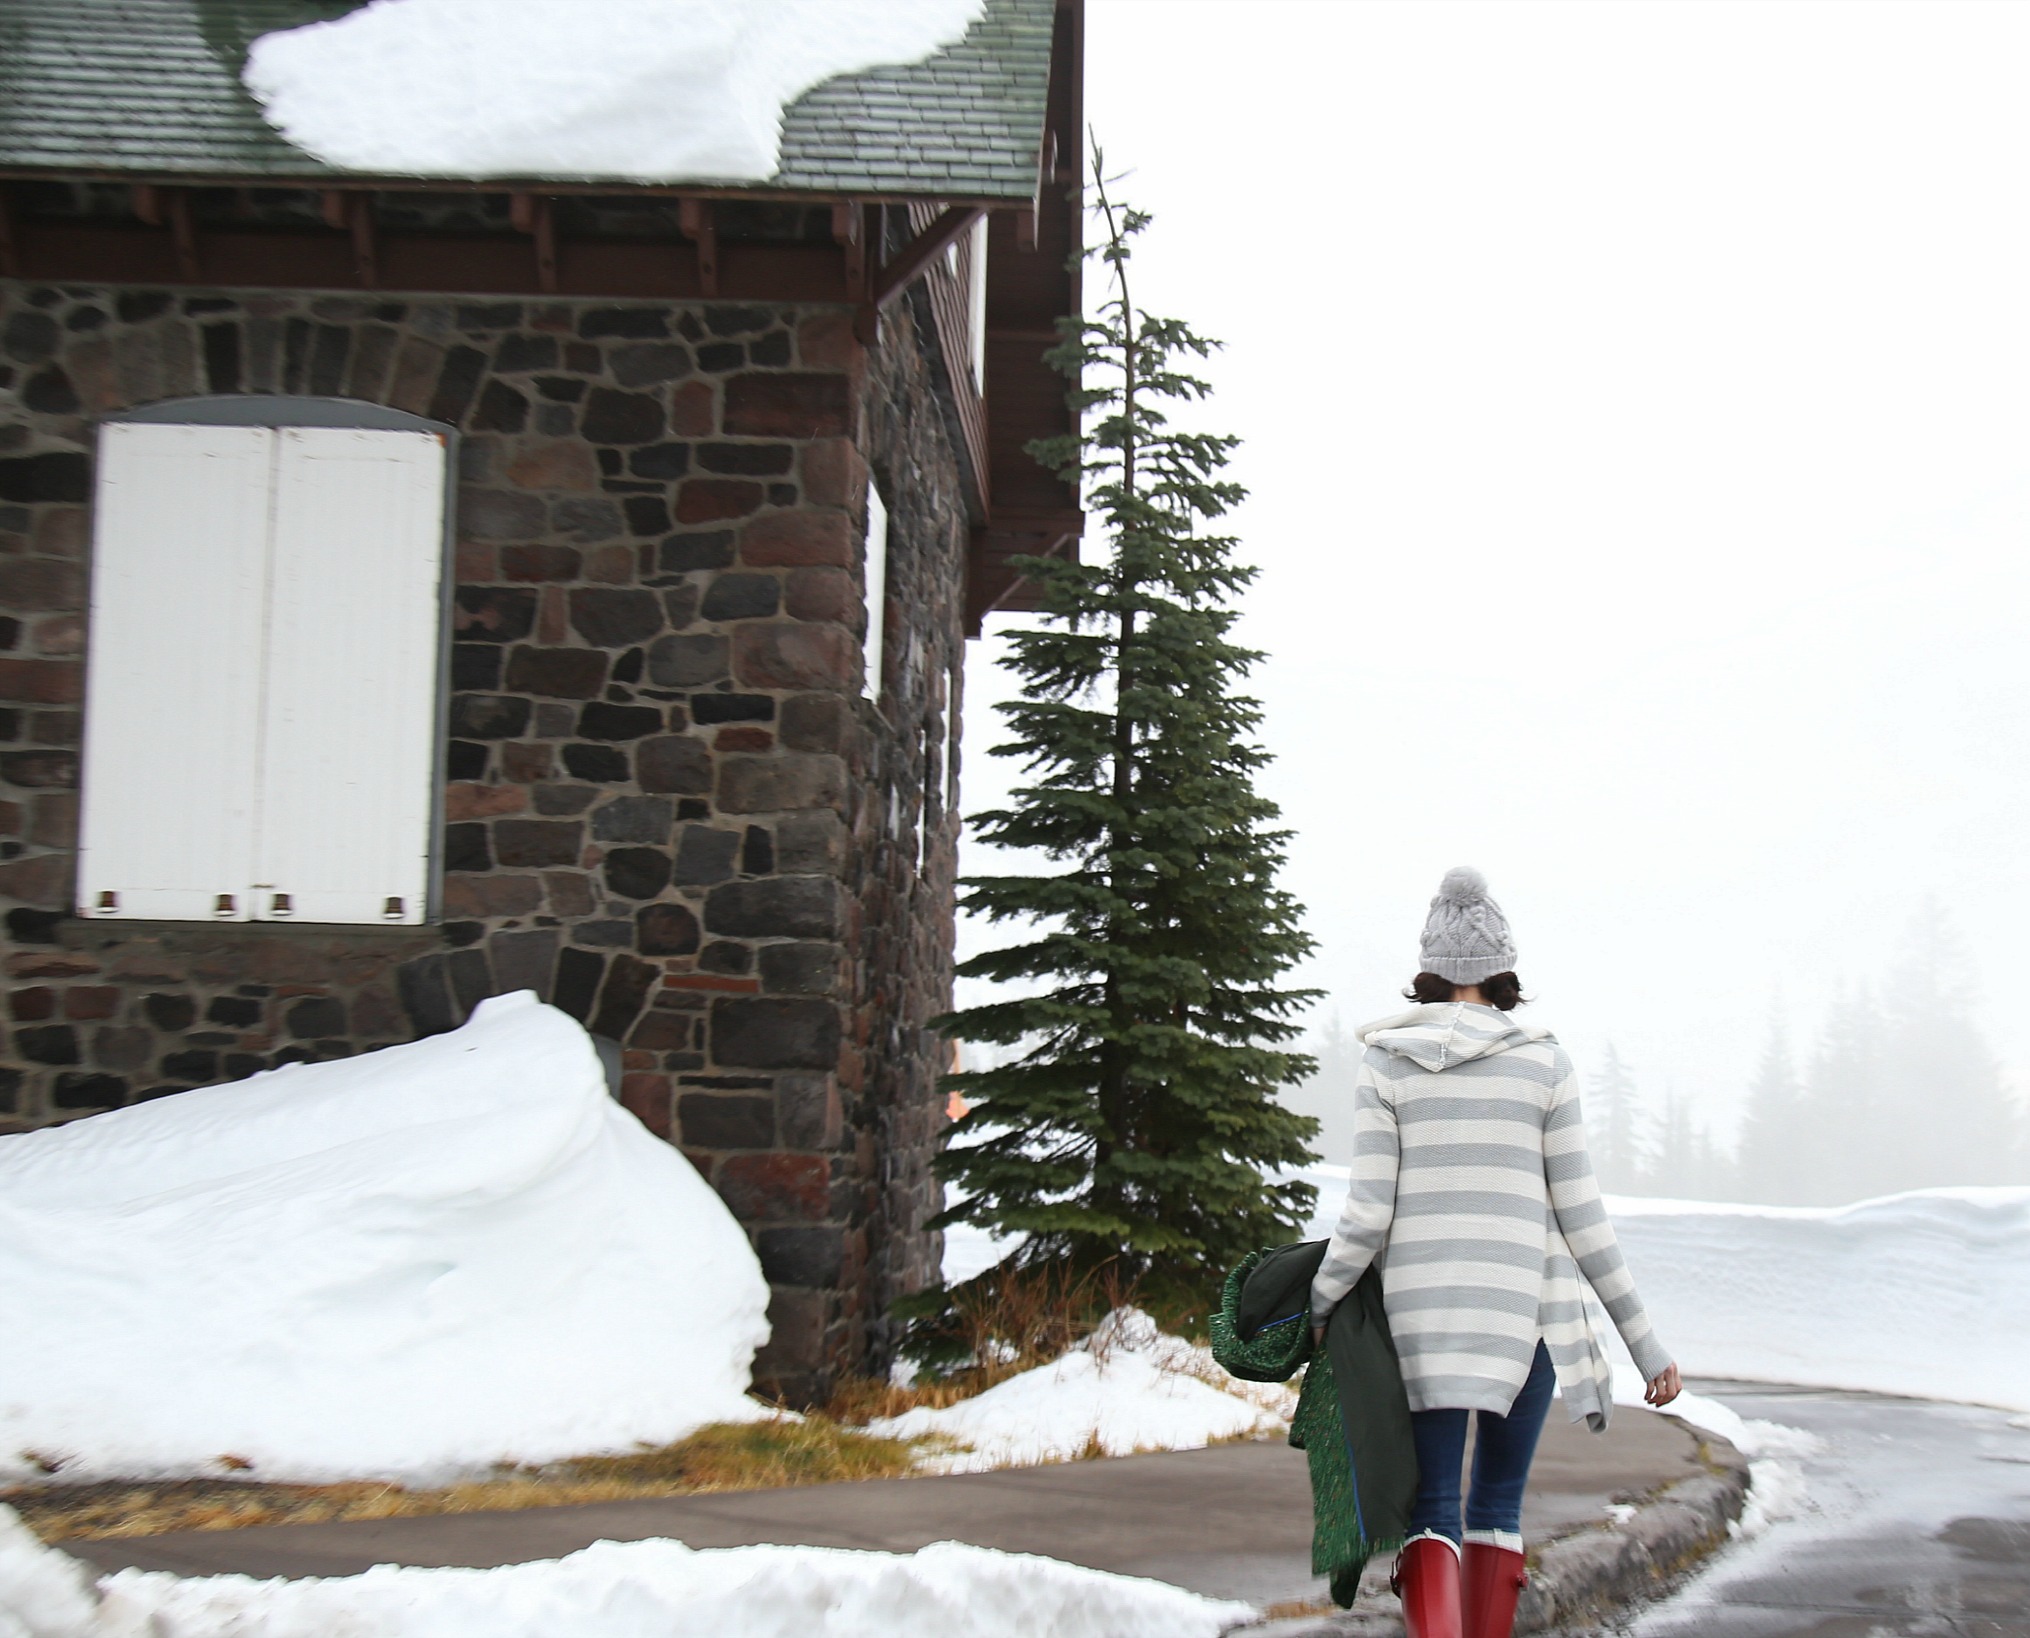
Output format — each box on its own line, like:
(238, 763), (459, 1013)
(1544, 1055), (1673, 1382)
(1309, 1053), (1399, 1321)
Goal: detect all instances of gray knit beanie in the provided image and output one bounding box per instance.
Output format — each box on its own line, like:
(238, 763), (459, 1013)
(1418, 866), (1517, 984)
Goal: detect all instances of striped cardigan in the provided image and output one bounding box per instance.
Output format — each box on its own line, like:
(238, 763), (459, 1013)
(1308, 1003), (1672, 1430)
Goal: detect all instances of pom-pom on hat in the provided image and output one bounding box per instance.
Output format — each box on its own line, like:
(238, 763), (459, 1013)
(1418, 866), (1517, 985)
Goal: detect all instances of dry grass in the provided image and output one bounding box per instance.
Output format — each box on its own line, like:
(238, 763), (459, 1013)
(850, 1260), (1144, 1424)
(9, 1418), (931, 1545)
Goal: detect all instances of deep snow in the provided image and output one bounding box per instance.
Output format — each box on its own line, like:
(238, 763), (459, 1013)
(0, 992), (771, 1482)
(1292, 1165), (2030, 1415)
(1603, 1187), (2030, 1415)
(243, 0), (986, 182)
(0, 1510), (1249, 1638)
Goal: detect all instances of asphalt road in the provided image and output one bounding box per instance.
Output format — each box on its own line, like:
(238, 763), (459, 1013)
(1629, 1383), (2030, 1638)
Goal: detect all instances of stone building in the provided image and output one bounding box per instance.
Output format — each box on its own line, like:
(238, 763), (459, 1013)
(0, 0), (1085, 1399)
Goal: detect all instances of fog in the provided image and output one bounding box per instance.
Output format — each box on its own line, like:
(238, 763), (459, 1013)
(955, 0), (2030, 1201)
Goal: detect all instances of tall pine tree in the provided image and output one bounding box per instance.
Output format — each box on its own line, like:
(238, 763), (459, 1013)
(933, 155), (1320, 1282)
(1589, 1043), (1647, 1193)
(1735, 1007), (1803, 1203)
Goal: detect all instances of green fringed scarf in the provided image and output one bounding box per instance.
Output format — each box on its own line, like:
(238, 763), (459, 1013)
(1210, 1241), (1418, 1606)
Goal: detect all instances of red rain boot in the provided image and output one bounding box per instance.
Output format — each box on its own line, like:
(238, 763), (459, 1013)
(1461, 1533), (1528, 1638)
(1390, 1531), (1463, 1638)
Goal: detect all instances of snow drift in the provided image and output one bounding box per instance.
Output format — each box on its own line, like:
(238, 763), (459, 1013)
(0, 1509), (1250, 1638)
(1299, 1165), (2030, 1414)
(1604, 1187), (2030, 1414)
(0, 992), (771, 1482)
(243, 0), (986, 182)
(871, 1309), (1292, 1472)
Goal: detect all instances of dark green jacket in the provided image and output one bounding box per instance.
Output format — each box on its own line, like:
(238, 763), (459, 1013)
(1210, 1240), (1418, 1606)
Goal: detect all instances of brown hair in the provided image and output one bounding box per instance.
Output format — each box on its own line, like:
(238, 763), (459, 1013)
(1405, 971), (1527, 1011)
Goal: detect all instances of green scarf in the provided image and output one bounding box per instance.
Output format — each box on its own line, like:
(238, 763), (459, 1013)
(1210, 1240), (1418, 1606)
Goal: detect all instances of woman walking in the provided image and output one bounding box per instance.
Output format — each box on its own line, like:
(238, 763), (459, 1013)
(1309, 868), (1680, 1638)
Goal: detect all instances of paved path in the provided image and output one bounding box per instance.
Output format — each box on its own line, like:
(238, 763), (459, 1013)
(64, 1409), (1708, 1608)
(1630, 1384), (2030, 1638)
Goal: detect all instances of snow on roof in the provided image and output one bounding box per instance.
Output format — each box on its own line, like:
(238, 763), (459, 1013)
(242, 0), (988, 184)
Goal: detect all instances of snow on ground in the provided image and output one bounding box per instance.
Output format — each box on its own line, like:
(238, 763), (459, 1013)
(0, 1509), (1249, 1638)
(1606, 1187), (2030, 1415)
(244, 0), (985, 182)
(868, 1310), (1293, 1473)
(1299, 1165), (2030, 1416)
(0, 993), (770, 1484)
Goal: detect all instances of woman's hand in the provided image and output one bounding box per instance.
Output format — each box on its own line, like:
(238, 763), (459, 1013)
(1644, 1363), (1682, 1407)
(1311, 1321), (1326, 1347)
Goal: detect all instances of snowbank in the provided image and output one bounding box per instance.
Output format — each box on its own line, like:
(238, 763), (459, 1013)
(243, 0), (985, 182)
(869, 1309), (1291, 1473)
(1605, 1187), (2030, 1414)
(0, 993), (771, 1482)
(0, 1509), (1249, 1638)
(1302, 1164), (2030, 1415)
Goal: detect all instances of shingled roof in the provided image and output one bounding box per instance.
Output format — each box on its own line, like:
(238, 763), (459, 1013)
(0, 0), (1055, 199)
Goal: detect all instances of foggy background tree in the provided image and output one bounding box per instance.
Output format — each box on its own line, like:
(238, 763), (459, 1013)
(1589, 1043), (1649, 1194)
(1284, 904), (2024, 1205)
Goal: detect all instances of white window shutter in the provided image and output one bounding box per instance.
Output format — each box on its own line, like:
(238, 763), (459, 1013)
(255, 427), (447, 925)
(864, 478), (889, 700)
(78, 424), (273, 922)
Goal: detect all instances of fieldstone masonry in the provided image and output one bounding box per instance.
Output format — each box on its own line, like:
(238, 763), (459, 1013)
(0, 280), (969, 1400)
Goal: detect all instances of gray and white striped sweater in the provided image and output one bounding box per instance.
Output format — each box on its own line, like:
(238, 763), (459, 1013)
(1309, 1003), (1672, 1430)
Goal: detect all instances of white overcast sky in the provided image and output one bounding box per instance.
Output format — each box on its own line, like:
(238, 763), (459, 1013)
(956, 0), (2030, 1145)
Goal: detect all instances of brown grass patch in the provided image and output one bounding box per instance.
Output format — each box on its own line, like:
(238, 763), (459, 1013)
(845, 1261), (1145, 1424)
(8, 1417), (931, 1545)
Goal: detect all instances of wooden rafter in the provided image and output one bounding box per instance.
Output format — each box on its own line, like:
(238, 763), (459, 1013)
(871, 204), (984, 308)
(163, 188), (199, 282)
(832, 201), (865, 302)
(348, 194), (379, 288)
(854, 203), (986, 343)
(511, 192), (556, 292)
(679, 198), (718, 297)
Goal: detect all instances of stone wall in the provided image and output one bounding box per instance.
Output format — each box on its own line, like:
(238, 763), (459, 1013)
(0, 279), (968, 1399)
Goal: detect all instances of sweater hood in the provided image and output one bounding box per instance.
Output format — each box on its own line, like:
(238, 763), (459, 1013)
(1357, 1002), (1555, 1072)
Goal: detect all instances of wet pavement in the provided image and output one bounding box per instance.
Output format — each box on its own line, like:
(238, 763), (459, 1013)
(1629, 1384), (2030, 1638)
(62, 1406), (1708, 1608)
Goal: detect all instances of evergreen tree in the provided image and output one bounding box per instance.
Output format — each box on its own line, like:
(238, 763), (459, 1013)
(933, 155), (1321, 1282)
(1799, 984), (1887, 1204)
(1279, 1011), (1362, 1166)
(1589, 1043), (1647, 1193)
(1879, 903), (2018, 1190)
(1735, 1007), (1803, 1204)
(1644, 1088), (1723, 1199)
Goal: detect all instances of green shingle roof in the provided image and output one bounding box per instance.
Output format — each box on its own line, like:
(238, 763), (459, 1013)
(0, 0), (1053, 198)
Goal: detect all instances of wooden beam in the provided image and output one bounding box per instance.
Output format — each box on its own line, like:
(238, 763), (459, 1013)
(511, 192), (556, 292)
(679, 197), (718, 297)
(164, 188), (200, 282)
(347, 193), (379, 288)
(130, 184), (162, 226)
(319, 190), (349, 231)
(832, 201), (865, 302)
(0, 186), (16, 278)
(7, 218), (853, 302)
(856, 203), (987, 344)
(871, 204), (985, 308)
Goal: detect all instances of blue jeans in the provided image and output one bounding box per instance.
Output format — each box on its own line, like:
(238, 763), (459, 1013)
(1408, 1340), (1557, 1542)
